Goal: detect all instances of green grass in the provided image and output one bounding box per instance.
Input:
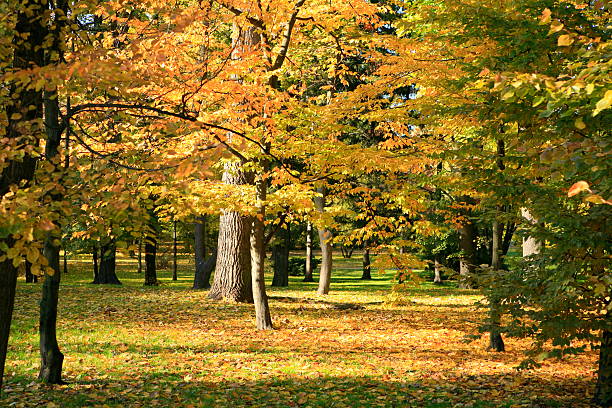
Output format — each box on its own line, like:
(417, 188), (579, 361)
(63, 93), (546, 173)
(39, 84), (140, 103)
(1, 252), (597, 407)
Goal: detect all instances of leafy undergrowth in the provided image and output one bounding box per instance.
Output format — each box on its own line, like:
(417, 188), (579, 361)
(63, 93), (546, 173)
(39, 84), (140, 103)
(2, 254), (597, 407)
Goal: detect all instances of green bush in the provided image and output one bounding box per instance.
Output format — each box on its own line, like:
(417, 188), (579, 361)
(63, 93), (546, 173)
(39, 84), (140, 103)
(288, 257), (321, 276)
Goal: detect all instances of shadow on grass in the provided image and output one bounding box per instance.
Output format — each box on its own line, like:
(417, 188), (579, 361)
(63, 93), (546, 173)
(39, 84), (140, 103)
(0, 372), (593, 408)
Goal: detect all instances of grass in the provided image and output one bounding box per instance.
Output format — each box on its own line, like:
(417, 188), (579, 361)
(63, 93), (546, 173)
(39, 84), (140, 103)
(1, 253), (597, 407)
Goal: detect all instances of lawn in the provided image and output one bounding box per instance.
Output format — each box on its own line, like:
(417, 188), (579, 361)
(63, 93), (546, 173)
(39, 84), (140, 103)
(1, 254), (597, 407)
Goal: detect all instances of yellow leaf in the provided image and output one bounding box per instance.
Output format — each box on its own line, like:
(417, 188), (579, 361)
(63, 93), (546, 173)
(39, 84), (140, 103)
(549, 20), (564, 34)
(540, 8), (552, 24)
(568, 181), (590, 197)
(574, 118), (586, 129)
(557, 35), (573, 46)
(593, 89), (612, 116)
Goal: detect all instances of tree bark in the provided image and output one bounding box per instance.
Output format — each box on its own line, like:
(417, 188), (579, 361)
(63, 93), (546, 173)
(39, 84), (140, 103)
(172, 219), (178, 281)
(0, 0), (45, 390)
(594, 329), (612, 407)
(137, 238), (143, 274)
(303, 221), (314, 282)
(488, 217), (505, 352)
(0, 243), (19, 392)
(144, 219), (159, 286)
(250, 175), (273, 329)
(272, 226), (290, 287)
(433, 257), (443, 285)
(94, 241), (121, 285)
(458, 219), (477, 289)
(208, 164), (253, 302)
(315, 187), (333, 295)
(361, 243), (371, 280)
(92, 245), (99, 282)
(193, 216), (214, 289)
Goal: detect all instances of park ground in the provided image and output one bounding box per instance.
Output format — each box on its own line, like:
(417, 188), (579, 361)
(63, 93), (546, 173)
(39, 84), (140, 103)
(1, 253), (598, 407)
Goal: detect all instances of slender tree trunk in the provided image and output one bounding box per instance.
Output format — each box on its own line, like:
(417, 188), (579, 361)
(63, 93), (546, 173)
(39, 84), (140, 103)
(594, 328), (612, 407)
(315, 187), (333, 295)
(458, 219), (477, 289)
(303, 222), (314, 282)
(0, 0), (45, 389)
(193, 216), (214, 289)
(172, 219), (178, 281)
(39, 52), (66, 382)
(137, 237), (143, 274)
(62, 247), (68, 275)
(92, 245), (99, 282)
(433, 257), (443, 285)
(250, 175), (273, 329)
(361, 242), (371, 280)
(94, 241), (121, 285)
(144, 217), (159, 286)
(209, 164), (253, 302)
(488, 217), (505, 352)
(25, 261), (38, 283)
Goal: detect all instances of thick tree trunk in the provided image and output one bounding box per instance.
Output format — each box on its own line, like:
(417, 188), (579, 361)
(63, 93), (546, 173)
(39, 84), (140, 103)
(594, 329), (612, 407)
(303, 222), (314, 282)
(315, 187), (333, 295)
(193, 216), (214, 289)
(458, 219), (477, 289)
(361, 243), (371, 280)
(521, 208), (540, 256)
(94, 241), (121, 285)
(433, 257), (443, 285)
(172, 220), (178, 281)
(0, 0), (45, 390)
(250, 175), (273, 329)
(208, 164), (253, 302)
(272, 226), (290, 287)
(0, 247), (19, 392)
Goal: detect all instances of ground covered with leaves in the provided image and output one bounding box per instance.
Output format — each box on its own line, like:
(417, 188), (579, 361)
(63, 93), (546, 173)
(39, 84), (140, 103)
(2, 255), (597, 407)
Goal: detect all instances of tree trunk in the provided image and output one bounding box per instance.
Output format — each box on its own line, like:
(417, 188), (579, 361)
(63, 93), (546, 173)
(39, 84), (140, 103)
(193, 216), (214, 289)
(458, 219), (477, 289)
(25, 261), (38, 283)
(39, 40), (67, 381)
(144, 230), (159, 286)
(521, 208), (540, 256)
(62, 247), (68, 275)
(172, 219), (178, 281)
(315, 187), (333, 295)
(137, 238), (143, 274)
(272, 226), (290, 287)
(0, 244), (20, 392)
(39, 235), (64, 384)
(92, 245), (99, 282)
(433, 257), (443, 285)
(488, 218), (505, 352)
(193, 250), (217, 290)
(94, 241), (121, 285)
(361, 243), (371, 280)
(594, 329), (612, 407)
(303, 222), (314, 282)
(250, 175), (273, 329)
(208, 164), (253, 302)
(0, 0), (45, 390)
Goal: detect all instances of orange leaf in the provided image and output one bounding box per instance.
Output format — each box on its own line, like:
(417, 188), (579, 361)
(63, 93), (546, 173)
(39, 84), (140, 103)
(567, 181), (590, 197)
